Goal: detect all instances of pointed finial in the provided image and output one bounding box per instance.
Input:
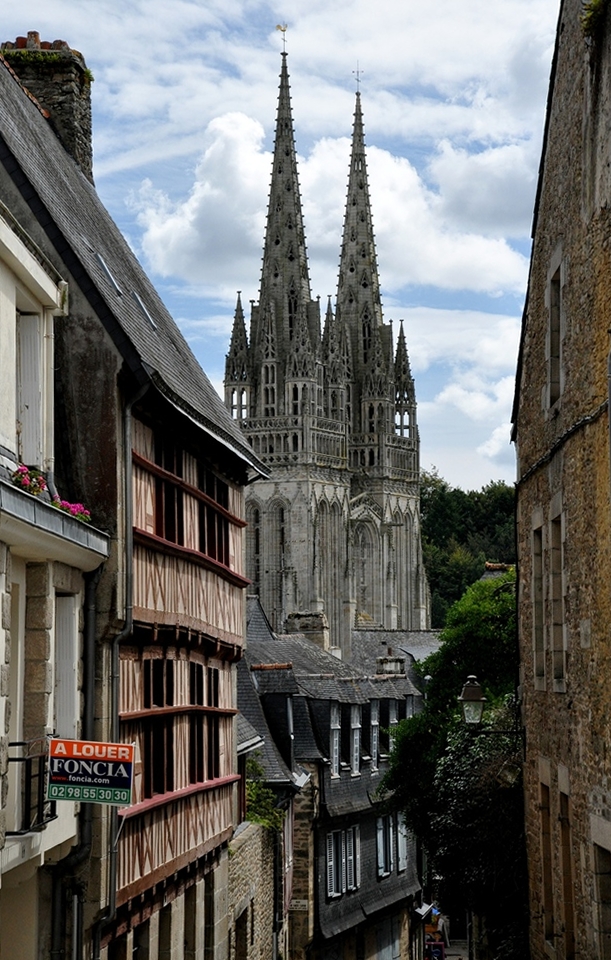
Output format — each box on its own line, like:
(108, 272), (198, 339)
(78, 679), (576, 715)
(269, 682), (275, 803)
(353, 61), (363, 92)
(275, 23), (288, 52)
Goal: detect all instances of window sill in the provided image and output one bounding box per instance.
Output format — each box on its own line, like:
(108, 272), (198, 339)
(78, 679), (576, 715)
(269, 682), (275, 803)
(119, 773), (240, 818)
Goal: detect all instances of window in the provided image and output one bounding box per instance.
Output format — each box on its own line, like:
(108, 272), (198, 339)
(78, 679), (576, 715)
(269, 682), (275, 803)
(350, 705), (361, 775)
(533, 525), (545, 683)
(54, 595), (78, 739)
(330, 703), (340, 777)
(388, 700), (398, 752)
(560, 793), (575, 959)
(540, 783), (554, 943)
(377, 815), (394, 877)
(397, 813), (409, 872)
(370, 700), (379, 770)
(17, 312), (45, 467)
(132, 425), (239, 575)
(326, 826), (360, 897)
(550, 511), (565, 685)
(143, 716), (174, 798)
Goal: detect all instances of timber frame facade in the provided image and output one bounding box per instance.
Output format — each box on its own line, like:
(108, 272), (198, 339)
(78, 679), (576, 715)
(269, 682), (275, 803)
(0, 31), (266, 960)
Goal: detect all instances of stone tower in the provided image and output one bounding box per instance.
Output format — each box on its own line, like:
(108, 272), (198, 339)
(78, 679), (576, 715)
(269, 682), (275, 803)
(225, 55), (429, 657)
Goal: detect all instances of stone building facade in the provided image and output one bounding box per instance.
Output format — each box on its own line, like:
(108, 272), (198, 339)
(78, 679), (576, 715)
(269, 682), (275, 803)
(512, 0), (611, 955)
(225, 56), (429, 657)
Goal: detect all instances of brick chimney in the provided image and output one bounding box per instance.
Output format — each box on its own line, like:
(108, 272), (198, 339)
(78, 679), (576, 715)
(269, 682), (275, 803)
(1, 31), (94, 183)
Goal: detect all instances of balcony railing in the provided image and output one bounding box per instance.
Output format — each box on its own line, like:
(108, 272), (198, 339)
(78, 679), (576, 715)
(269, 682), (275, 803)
(7, 740), (57, 835)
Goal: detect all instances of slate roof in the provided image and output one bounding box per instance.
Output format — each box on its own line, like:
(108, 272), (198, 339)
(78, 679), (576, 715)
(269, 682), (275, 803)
(352, 628), (442, 670)
(0, 57), (267, 478)
(236, 658), (295, 786)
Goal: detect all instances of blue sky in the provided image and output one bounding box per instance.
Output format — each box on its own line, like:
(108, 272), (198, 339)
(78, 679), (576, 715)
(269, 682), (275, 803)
(4, 0), (560, 488)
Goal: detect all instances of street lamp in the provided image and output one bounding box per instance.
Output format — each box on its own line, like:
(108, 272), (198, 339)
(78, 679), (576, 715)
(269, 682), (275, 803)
(457, 675), (487, 727)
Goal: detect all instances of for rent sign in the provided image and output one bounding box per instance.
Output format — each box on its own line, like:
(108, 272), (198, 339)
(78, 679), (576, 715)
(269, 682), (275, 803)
(47, 739), (134, 806)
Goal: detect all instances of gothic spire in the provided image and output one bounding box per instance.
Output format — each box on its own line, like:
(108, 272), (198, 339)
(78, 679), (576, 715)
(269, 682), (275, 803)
(394, 321), (415, 404)
(336, 91), (384, 372)
(225, 292), (249, 384)
(253, 53), (316, 372)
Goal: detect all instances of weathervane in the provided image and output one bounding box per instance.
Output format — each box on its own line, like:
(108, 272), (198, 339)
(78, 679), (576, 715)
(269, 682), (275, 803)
(353, 61), (364, 91)
(275, 23), (288, 52)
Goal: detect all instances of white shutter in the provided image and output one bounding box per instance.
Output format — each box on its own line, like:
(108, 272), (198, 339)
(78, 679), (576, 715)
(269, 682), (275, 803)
(389, 816), (395, 873)
(341, 830), (347, 893)
(376, 817), (385, 877)
(355, 825), (361, 888)
(397, 813), (408, 872)
(346, 828), (355, 890)
(326, 832), (335, 896)
(17, 313), (42, 466)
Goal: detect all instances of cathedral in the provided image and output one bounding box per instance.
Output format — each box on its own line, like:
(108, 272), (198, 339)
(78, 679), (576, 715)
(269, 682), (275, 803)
(224, 55), (429, 658)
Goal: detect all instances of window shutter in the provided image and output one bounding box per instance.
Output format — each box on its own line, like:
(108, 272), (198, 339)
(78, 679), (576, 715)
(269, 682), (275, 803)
(355, 825), (361, 888)
(341, 830), (347, 893)
(17, 313), (42, 466)
(346, 828), (355, 890)
(389, 816), (395, 873)
(376, 817), (385, 877)
(397, 813), (408, 872)
(326, 832), (335, 897)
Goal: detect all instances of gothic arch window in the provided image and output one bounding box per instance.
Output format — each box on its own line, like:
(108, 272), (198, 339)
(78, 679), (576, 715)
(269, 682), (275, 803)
(274, 234), (281, 246)
(355, 523), (377, 622)
(292, 384), (299, 415)
(246, 503), (261, 595)
(350, 228), (356, 241)
(368, 405), (375, 433)
(287, 215), (293, 230)
(331, 391), (338, 418)
(359, 211), (366, 223)
(292, 433), (299, 452)
(369, 449), (375, 466)
(360, 272), (369, 289)
(266, 500), (290, 630)
(230, 389), (237, 420)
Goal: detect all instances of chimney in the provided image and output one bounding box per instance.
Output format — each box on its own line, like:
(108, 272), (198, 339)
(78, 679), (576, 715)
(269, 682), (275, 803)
(1, 31), (94, 183)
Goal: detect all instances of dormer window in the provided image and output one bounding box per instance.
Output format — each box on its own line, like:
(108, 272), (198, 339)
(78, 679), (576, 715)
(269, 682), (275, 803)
(330, 702), (340, 777)
(370, 700), (379, 770)
(350, 705), (361, 776)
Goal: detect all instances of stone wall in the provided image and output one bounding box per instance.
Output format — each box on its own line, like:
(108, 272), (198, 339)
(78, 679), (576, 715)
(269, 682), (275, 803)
(227, 821), (275, 960)
(515, 0), (611, 955)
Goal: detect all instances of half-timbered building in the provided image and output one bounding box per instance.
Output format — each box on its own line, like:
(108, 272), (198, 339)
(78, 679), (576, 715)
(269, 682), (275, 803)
(0, 32), (266, 960)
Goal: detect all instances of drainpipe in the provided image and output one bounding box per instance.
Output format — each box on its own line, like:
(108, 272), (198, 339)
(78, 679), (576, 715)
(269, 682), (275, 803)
(92, 380), (149, 960)
(50, 562), (104, 960)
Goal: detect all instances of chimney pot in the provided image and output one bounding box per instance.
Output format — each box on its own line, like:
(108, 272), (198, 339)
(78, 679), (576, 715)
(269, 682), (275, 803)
(41, 42), (51, 50)
(16, 37), (26, 49)
(26, 31), (41, 49)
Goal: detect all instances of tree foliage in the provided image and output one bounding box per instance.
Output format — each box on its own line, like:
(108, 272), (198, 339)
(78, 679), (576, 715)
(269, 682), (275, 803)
(420, 469), (516, 627)
(384, 569), (529, 958)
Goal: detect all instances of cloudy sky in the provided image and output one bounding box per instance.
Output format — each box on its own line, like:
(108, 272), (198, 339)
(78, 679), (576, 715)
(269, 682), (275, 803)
(5, 0), (559, 489)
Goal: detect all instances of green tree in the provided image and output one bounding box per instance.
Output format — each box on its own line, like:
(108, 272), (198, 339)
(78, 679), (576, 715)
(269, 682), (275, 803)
(384, 569), (528, 959)
(420, 469), (515, 627)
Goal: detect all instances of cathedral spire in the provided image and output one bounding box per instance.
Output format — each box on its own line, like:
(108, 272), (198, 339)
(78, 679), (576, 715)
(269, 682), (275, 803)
(224, 292), (250, 421)
(253, 53), (316, 375)
(336, 91), (384, 368)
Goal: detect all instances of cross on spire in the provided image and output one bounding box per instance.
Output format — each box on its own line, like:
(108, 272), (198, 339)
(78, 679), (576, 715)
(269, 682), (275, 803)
(353, 61), (364, 91)
(275, 23), (288, 52)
